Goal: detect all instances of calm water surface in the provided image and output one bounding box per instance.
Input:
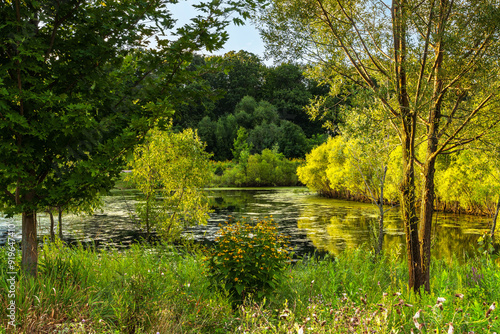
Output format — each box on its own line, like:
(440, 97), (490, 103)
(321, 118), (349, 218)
(0, 187), (491, 260)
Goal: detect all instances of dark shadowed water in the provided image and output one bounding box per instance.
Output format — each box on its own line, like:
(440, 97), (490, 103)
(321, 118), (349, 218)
(0, 187), (491, 260)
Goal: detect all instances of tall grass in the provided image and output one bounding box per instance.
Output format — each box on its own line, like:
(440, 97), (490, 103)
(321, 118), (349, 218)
(1, 240), (499, 333)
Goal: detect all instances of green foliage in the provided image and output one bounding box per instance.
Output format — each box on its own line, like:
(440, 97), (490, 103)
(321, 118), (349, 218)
(210, 149), (302, 187)
(192, 59), (338, 161)
(205, 218), (291, 300)
(231, 127), (252, 162)
(0, 0), (267, 274)
(297, 137), (337, 197)
(259, 0), (500, 292)
(2, 242), (499, 333)
(127, 127), (212, 240)
(0, 240), (234, 333)
(245, 148), (300, 186)
(277, 120), (308, 159)
(207, 51), (265, 119)
(247, 122), (281, 154)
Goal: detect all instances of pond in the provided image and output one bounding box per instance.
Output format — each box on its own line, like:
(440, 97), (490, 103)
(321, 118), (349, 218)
(0, 187), (491, 260)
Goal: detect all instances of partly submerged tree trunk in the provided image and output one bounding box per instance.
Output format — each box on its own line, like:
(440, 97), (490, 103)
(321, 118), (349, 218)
(376, 207), (384, 256)
(22, 209), (38, 277)
(375, 166), (388, 256)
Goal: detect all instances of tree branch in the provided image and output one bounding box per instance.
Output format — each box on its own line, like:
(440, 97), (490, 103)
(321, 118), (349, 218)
(413, 0), (435, 112)
(434, 93), (495, 158)
(336, 0), (390, 78)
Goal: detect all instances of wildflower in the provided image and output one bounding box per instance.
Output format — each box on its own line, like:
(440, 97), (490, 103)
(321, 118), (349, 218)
(437, 297), (446, 304)
(455, 293), (464, 299)
(448, 323), (454, 334)
(486, 302), (496, 317)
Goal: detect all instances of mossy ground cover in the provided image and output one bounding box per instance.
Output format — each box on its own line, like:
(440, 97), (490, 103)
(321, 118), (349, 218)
(1, 238), (499, 333)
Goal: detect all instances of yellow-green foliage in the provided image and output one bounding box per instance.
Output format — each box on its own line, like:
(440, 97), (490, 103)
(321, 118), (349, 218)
(297, 137), (338, 197)
(435, 149), (500, 214)
(127, 127), (212, 239)
(300, 135), (499, 214)
(298, 136), (400, 202)
(205, 218), (292, 300)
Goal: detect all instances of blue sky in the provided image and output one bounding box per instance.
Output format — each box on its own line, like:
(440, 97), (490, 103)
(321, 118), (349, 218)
(169, 1), (267, 60)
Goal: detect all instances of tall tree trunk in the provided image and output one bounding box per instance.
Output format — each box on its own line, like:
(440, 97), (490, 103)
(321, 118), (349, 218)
(22, 208), (38, 277)
(401, 131), (423, 292)
(491, 196), (500, 240)
(420, 16), (445, 291)
(419, 156), (437, 292)
(394, 0), (423, 292)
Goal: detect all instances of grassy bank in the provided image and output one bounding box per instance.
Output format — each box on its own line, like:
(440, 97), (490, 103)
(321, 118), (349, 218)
(1, 241), (499, 333)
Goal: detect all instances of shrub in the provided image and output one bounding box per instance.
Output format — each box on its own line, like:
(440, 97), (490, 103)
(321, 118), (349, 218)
(205, 218), (292, 301)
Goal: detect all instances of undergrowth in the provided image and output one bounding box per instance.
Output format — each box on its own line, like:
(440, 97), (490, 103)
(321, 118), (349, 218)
(1, 239), (499, 333)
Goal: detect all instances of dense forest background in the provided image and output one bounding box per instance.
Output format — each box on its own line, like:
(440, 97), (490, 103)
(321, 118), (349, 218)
(171, 50), (340, 161)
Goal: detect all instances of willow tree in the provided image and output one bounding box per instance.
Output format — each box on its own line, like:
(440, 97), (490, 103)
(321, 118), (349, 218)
(127, 127), (212, 240)
(0, 0), (263, 277)
(259, 0), (500, 291)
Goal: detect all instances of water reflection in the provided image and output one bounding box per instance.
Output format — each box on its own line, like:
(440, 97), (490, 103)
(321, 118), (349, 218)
(0, 188), (491, 260)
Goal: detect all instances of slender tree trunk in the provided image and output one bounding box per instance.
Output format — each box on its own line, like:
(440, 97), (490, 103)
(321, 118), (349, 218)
(376, 205), (384, 256)
(22, 206), (38, 277)
(48, 209), (55, 242)
(376, 166), (388, 256)
(145, 196), (151, 237)
(491, 196), (500, 240)
(58, 206), (63, 239)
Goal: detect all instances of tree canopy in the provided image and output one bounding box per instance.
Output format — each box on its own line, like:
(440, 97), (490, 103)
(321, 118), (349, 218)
(259, 0), (500, 291)
(0, 0), (264, 276)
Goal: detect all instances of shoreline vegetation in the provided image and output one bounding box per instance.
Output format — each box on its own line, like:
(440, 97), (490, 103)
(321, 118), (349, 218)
(1, 239), (498, 333)
(13, 161), (492, 333)
(117, 156), (498, 219)
(2, 182), (499, 332)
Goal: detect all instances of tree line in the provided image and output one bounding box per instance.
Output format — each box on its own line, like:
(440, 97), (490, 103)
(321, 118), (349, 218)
(172, 51), (340, 161)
